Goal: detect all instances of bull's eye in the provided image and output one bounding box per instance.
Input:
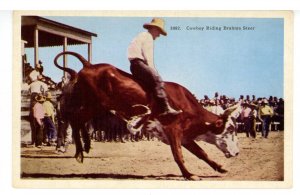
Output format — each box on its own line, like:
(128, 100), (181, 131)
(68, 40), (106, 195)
(221, 142), (226, 148)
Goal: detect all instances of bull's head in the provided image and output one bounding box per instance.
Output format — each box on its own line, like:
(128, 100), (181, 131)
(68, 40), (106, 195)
(201, 101), (242, 158)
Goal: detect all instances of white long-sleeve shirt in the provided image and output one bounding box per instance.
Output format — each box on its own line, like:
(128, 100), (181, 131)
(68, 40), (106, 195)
(29, 80), (48, 94)
(127, 32), (155, 70)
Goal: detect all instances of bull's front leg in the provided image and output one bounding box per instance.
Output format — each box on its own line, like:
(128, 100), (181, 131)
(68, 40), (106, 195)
(166, 129), (200, 180)
(183, 140), (227, 173)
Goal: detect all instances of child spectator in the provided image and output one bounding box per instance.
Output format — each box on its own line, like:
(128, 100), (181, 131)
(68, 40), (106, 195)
(43, 92), (57, 146)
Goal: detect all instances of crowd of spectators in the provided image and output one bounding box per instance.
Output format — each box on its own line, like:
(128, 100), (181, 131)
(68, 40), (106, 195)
(22, 57), (57, 92)
(198, 92), (284, 138)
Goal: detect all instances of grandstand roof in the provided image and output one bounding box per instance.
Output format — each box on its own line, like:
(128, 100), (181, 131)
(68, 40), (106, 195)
(21, 16), (98, 48)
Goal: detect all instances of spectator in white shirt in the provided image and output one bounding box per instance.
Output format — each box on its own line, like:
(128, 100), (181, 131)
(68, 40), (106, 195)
(29, 74), (49, 112)
(127, 18), (181, 116)
(29, 60), (44, 82)
(208, 99), (224, 116)
(29, 75), (48, 96)
(28, 75), (48, 146)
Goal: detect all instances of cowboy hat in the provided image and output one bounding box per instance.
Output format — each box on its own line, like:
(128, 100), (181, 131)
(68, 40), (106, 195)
(249, 103), (258, 109)
(45, 91), (52, 100)
(35, 94), (45, 102)
(143, 18), (167, 36)
(262, 99), (268, 104)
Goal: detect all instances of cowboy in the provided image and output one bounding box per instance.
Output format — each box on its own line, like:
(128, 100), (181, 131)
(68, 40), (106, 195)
(241, 102), (258, 138)
(258, 99), (274, 138)
(127, 18), (181, 116)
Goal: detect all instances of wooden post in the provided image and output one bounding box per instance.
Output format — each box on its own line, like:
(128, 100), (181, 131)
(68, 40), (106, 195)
(88, 43), (92, 63)
(34, 27), (39, 67)
(63, 37), (68, 78)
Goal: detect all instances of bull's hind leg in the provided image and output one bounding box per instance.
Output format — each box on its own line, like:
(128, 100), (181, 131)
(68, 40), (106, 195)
(166, 130), (199, 180)
(183, 140), (227, 173)
(71, 124), (84, 163)
(81, 124), (91, 153)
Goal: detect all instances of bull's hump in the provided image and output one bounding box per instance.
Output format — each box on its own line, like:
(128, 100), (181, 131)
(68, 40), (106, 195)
(105, 67), (147, 102)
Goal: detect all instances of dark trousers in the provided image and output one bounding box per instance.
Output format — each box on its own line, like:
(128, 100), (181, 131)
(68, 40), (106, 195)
(251, 117), (257, 138)
(243, 117), (252, 137)
(29, 93), (39, 144)
(29, 114), (36, 145)
(243, 117), (256, 138)
(43, 116), (57, 140)
(56, 119), (69, 148)
(130, 58), (168, 111)
(261, 115), (271, 138)
(33, 119), (44, 146)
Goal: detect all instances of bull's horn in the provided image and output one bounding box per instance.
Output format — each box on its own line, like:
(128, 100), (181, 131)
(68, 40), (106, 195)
(132, 104), (151, 116)
(110, 110), (117, 115)
(205, 122), (211, 125)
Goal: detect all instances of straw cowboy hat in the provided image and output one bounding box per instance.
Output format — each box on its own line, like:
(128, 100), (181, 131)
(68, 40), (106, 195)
(35, 94), (45, 102)
(143, 18), (167, 36)
(262, 99), (269, 104)
(45, 91), (52, 100)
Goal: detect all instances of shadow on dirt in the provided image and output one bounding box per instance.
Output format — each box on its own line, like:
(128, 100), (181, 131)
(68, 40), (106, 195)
(21, 172), (221, 180)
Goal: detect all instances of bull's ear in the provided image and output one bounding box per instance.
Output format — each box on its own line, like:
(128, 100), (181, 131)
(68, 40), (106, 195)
(213, 119), (224, 134)
(215, 119), (224, 128)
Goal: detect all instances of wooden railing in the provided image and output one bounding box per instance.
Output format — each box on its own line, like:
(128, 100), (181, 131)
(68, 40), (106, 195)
(236, 121), (282, 132)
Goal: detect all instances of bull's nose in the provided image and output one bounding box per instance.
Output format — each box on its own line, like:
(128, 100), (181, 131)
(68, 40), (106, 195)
(225, 153), (231, 158)
(235, 152), (239, 156)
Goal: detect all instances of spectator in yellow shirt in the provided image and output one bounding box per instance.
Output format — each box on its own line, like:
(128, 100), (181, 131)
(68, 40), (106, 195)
(258, 99), (274, 138)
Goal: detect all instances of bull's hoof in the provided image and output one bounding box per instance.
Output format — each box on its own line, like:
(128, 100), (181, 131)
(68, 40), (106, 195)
(84, 144), (90, 153)
(185, 175), (201, 181)
(216, 167), (228, 173)
(75, 152), (84, 163)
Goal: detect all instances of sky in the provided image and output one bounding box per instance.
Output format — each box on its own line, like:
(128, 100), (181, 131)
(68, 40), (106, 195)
(24, 16), (284, 100)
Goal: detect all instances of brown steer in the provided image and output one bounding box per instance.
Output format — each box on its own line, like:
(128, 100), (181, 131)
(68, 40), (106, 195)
(54, 51), (241, 180)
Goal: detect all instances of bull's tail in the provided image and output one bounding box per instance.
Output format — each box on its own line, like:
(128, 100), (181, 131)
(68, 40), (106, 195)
(54, 51), (91, 81)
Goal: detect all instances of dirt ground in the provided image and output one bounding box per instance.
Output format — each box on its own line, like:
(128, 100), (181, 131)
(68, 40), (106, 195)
(20, 131), (284, 181)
